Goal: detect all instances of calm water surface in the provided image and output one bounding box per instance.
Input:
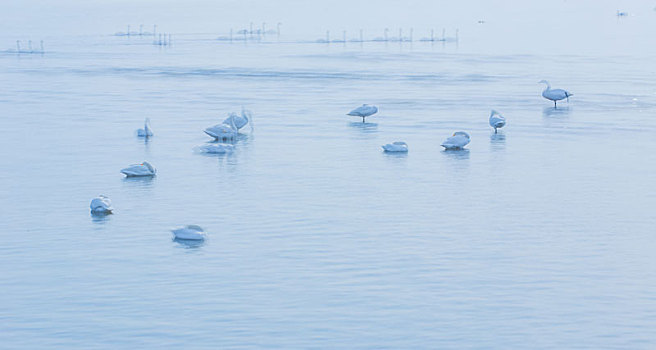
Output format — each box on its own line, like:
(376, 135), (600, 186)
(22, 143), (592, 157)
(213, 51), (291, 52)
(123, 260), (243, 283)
(1, 4), (656, 349)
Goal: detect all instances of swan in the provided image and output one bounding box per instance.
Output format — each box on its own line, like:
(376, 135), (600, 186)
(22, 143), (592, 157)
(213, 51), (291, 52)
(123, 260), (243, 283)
(121, 161), (156, 177)
(90, 195), (113, 214)
(172, 225), (207, 240)
(347, 104), (378, 123)
(136, 118), (153, 137)
(205, 114), (239, 140)
(197, 143), (235, 154)
(539, 80), (572, 108)
(489, 110), (506, 133)
(222, 108), (253, 131)
(441, 131), (470, 150)
(382, 141), (408, 152)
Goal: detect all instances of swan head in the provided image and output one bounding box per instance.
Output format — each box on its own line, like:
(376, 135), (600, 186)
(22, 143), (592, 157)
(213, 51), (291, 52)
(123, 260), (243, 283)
(453, 131), (470, 139)
(538, 79), (550, 85)
(490, 109), (500, 117)
(141, 161), (154, 172)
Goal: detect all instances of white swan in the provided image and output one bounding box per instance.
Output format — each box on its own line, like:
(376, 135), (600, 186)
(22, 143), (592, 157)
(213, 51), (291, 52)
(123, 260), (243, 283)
(382, 141), (408, 152)
(172, 225), (207, 240)
(441, 131), (470, 150)
(205, 115), (237, 140)
(136, 118), (153, 137)
(539, 80), (572, 108)
(347, 104), (378, 123)
(121, 161), (156, 177)
(90, 195), (113, 214)
(489, 110), (506, 133)
(222, 108), (253, 131)
(197, 143), (235, 154)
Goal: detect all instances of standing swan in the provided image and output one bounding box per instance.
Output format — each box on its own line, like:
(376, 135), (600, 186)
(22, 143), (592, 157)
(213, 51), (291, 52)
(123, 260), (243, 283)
(136, 118), (153, 137)
(539, 80), (572, 108)
(489, 110), (506, 133)
(121, 161), (156, 177)
(441, 132), (470, 150)
(90, 195), (113, 214)
(347, 104), (378, 123)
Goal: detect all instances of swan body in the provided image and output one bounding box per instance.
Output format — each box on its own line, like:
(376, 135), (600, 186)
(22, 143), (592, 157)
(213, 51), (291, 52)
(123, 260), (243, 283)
(198, 143), (235, 154)
(441, 131), (471, 150)
(172, 225), (207, 240)
(539, 80), (572, 108)
(204, 123), (238, 140)
(347, 104), (378, 122)
(90, 195), (113, 214)
(136, 118), (153, 137)
(121, 161), (156, 177)
(382, 141), (408, 152)
(205, 111), (243, 140)
(489, 110), (506, 133)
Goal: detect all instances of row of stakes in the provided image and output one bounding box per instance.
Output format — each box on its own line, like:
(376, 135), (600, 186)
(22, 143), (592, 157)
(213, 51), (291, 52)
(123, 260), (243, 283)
(316, 28), (458, 43)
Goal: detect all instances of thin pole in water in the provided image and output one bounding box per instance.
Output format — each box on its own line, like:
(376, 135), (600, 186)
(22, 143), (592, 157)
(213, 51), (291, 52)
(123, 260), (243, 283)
(16, 40), (20, 54)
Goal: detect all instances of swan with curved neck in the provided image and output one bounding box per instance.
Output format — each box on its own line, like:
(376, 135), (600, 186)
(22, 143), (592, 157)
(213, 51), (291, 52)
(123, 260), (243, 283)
(205, 112), (240, 140)
(539, 80), (572, 108)
(136, 118), (153, 137)
(441, 131), (470, 150)
(489, 110), (506, 133)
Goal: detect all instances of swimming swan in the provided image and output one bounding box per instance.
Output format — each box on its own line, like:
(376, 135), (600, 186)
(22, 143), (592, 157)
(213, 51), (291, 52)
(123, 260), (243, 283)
(136, 118), (153, 137)
(121, 161), (156, 177)
(172, 225), (207, 240)
(382, 141), (408, 152)
(347, 104), (378, 123)
(441, 131), (470, 150)
(539, 80), (572, 108)
(90, 195), (113, 214)
(205, 113), (239, 140)
(489, 110), (506, 133)
(222, 108), (253, 131)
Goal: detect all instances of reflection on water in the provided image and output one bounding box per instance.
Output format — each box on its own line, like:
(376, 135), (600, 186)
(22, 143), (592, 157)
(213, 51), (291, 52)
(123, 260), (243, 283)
(90, 212), (112, 223)
(348, 121), (378, 132)
(442, 148), (470, 160)
(173, 237), (206, 249)
(543, 106), (571, 117)
(490, 132), (506, 150)
(383, 150), (409, 158)
(121, 175), (155, 188)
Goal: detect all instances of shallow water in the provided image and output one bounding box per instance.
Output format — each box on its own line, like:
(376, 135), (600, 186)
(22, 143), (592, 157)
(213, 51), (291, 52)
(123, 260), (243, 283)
(2, 2), (656, 349)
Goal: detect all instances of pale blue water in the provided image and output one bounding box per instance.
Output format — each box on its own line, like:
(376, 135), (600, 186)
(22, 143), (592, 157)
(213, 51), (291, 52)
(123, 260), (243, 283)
(2, 1), (656, 349)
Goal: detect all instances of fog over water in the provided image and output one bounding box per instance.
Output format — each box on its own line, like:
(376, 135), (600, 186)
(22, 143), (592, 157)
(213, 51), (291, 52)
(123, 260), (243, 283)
(1, 0), (655, 349)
